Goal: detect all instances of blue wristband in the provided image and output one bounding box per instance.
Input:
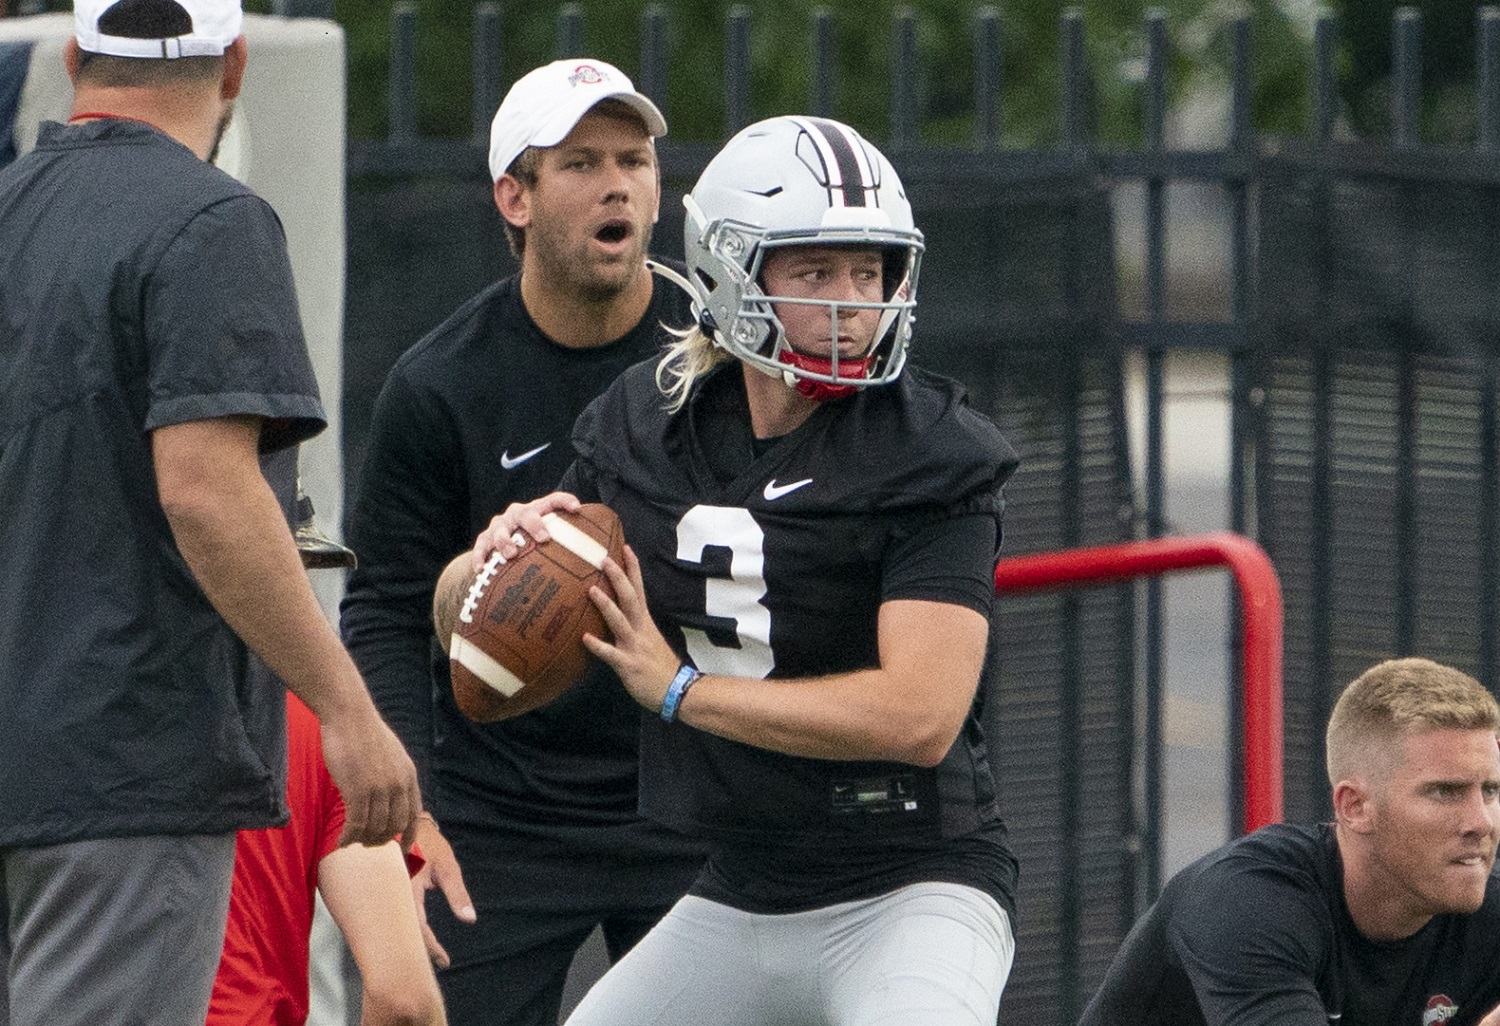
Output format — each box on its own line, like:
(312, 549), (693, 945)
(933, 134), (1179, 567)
(660, 665), (702, 723)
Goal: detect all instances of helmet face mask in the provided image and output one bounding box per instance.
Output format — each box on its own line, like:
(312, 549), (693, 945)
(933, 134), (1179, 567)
(683, 117), (924, 397)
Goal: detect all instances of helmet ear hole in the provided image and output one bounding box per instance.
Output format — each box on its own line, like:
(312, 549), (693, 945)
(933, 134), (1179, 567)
(693, 268), (718, 294)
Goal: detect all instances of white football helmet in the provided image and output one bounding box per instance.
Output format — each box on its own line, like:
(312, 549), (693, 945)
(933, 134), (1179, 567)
(679, 116), (923, 398)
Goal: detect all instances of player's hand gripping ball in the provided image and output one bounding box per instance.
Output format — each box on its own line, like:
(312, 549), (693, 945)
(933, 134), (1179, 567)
(432, 504), (625, 722)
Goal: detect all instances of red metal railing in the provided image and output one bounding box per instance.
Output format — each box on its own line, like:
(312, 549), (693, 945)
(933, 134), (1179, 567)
(993, 531), (1284, 832)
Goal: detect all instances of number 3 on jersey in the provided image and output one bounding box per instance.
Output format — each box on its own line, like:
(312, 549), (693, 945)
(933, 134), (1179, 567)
(675, 505), (774, 678)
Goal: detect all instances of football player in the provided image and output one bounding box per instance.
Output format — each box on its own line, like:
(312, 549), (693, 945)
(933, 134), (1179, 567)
(473, 115), (1020, 1026)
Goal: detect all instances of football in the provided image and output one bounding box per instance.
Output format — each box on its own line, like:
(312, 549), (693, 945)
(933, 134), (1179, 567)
(432, 504), (625, 723)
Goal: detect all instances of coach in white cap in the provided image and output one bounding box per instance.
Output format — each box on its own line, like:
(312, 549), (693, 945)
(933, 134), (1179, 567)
(341, 57), (704, 1026)
(0, 3), (421, 1024)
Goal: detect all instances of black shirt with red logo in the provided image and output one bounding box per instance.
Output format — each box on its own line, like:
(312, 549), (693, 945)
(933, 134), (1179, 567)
(1078, 822), (1500, 1026)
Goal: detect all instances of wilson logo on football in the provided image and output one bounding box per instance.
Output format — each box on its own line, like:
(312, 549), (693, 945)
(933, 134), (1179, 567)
(433, 505), (625, 724)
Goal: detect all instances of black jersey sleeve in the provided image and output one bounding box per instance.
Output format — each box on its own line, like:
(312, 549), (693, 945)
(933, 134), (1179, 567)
(1169, 859), (1332, 1026)
(556, 449), (601, 505)
(880, 510), (999, 616)
(340, 365), (471, 790)
(1082, 853), (1334, 1026)
(144, 194), (325, 451)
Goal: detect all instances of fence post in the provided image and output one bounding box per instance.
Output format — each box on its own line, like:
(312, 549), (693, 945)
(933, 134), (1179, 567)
(725, 6), (752, 135)
(1312, 14), (1337, 141)
(1482, 8), (1500, 699)
(1060, 8), (1085, 149)
(556, 3), (583, 59)
(388, 2), (419, 144)
(1480, 7), (1500, 152)
(640, 4), (668, 110)
(1140, 8), (1172, 904)
(974, 6), (1002, 150)
(1392, 7), (1421, 148)
(472, 3), (501, 147)
(1226, 11), (1254, 822)
(890, 7), (919, 148)
(1305, 10), (1339, 756)
(811, 7), (836, 117)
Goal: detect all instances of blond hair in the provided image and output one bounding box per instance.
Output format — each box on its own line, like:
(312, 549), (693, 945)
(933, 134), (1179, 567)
(655, 324), (733, 412)
(1326, 657), (1500, 786)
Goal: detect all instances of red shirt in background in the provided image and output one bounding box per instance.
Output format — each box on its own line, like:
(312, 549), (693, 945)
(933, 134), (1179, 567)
(208, 692), (346, 1026)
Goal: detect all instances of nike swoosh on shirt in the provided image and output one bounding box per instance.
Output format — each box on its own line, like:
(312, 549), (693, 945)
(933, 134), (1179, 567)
(763, 478), (813, 501)
(500, 443), (550, 470)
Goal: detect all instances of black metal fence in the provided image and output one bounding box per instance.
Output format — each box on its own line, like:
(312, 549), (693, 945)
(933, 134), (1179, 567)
(332, 5), (1500, 1025)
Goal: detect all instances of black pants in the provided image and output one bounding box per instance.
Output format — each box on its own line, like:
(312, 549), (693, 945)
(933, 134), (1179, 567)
(428, 816), (703, 1026)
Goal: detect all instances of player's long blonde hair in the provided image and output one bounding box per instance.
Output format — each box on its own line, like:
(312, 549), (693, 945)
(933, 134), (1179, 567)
(1325, 657), (1500, 786)
(654, 324), (734, 412)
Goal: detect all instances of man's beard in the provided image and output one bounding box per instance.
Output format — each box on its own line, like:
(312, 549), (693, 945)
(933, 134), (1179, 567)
(576, 226), (654, 302)
(530, 218), (655, 303)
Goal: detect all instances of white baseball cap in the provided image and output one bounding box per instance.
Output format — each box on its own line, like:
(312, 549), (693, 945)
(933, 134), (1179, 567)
(74, 0), (242, 59)
(488, 58), (667, 182)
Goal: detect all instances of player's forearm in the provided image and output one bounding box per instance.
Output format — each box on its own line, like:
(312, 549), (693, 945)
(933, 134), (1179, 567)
(674, 600), (987, 765)
(359, 981), (447, 1026)
(585, 551), (986, 764)
(321, 842), (447, 1026)
(675, 665), (967, 765)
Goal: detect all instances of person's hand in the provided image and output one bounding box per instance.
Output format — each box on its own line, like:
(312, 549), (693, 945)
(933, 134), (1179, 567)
(410, 813), (475, 968)
(470, 492), (581, 571)
(319, 700), (421, 850)
(584, 546), (683, 712)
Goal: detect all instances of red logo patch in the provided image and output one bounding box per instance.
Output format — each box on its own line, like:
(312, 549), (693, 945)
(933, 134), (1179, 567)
(1422, 996), (1458, 1026)
(569, 64), (605, 86)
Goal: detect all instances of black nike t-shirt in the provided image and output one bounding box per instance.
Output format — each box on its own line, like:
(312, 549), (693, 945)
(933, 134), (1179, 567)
(1078, 822), (1500, 1026)
(342, 272), (701, 868)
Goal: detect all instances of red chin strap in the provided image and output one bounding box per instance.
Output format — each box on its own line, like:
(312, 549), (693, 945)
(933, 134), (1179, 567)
(779, 350), (870, 402)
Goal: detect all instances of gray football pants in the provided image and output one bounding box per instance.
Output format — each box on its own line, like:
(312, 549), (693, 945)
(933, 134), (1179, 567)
(564, 882), (1014, 1026)
(1, 833), (236, 1026)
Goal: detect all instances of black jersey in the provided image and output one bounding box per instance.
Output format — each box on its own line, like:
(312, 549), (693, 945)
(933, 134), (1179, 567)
(342, 273), (697, 840)
(564, 360), (1022, 913)
(1078, 822), (1500, 1026)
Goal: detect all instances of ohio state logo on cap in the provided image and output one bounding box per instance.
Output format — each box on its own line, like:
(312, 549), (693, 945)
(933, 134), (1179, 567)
(1422, 995), (1458, 1026)
(568, 64), (606, 87)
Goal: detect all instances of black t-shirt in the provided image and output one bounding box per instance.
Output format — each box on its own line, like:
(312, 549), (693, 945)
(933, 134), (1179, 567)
(1078, 822), (1500, 1026)
(341, 272), (702, 869)
(0, 119), (323, 845)
(564, 360), (1022, 915)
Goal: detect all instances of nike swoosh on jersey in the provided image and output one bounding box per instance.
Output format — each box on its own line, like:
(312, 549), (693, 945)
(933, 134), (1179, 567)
(763, 478), (813, 501)
(500, 443), (550, 470)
